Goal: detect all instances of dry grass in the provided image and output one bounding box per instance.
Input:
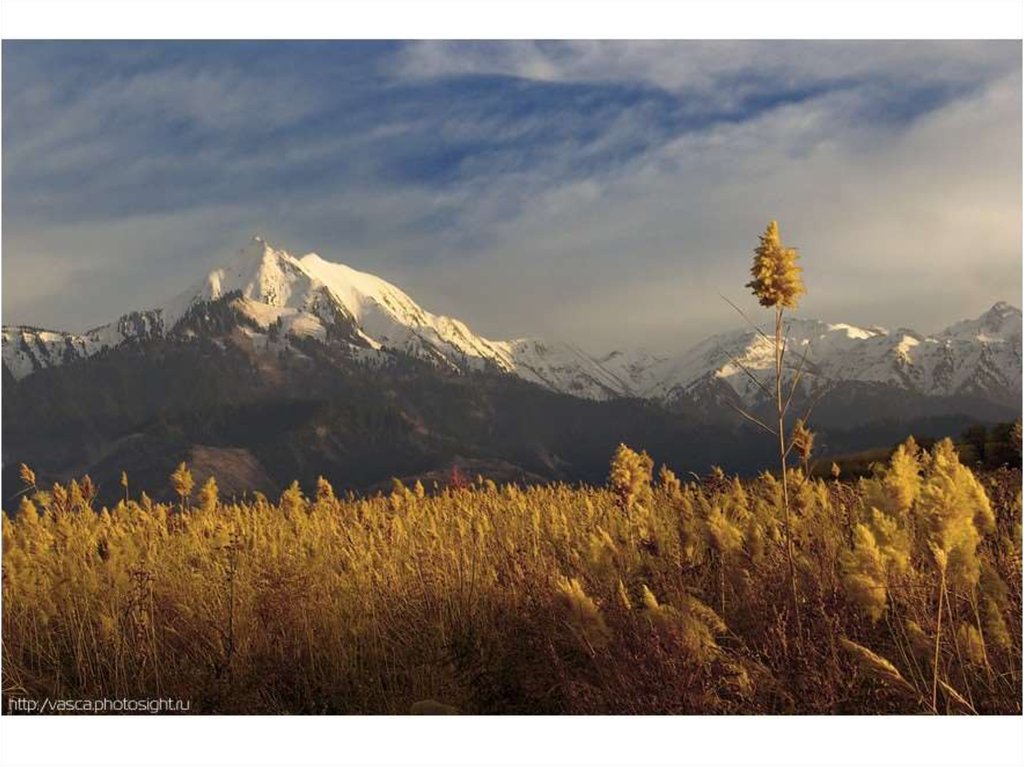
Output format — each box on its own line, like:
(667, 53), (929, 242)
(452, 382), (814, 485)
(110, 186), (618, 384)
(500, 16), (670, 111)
(2, 441), (1020, 714)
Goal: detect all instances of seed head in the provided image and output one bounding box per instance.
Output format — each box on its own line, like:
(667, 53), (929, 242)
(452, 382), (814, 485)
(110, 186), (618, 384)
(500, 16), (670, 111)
(19, 464), (36, 488)
(746, 220), (805, 309)
(170, 462), (194, 501)
(791, 419), (815, 464)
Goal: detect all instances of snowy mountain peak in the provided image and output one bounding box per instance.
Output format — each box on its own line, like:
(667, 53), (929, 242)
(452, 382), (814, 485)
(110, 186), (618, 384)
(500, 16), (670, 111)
(939, 302), (1021, 343)
(204, 238), (307, 305)
(644, 304), (1021, 409)
(156, 238), (346, 337)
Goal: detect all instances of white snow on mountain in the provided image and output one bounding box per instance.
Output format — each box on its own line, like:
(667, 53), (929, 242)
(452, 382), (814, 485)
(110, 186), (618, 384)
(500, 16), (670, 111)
(1, 311), (164, 381)
(643, 306), (1021, 407)
(3, 237), (1021, 409)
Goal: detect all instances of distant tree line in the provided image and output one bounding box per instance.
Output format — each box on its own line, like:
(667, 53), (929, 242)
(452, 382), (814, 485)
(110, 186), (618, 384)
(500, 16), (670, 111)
(958, 420), (1022, 469)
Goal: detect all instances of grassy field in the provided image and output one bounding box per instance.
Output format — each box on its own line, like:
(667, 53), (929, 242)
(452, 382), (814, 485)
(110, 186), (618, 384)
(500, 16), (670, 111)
(2, 439), (1020, 714)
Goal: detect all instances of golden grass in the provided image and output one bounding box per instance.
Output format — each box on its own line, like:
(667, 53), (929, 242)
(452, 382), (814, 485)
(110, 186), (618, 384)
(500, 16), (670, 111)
(2, 440), (1020, 714)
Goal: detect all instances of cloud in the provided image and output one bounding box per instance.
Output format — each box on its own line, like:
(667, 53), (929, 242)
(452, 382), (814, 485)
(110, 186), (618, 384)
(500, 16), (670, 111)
(386, 57), (1020, 349)
(393, 41), (1015, 103)
(2, 41), (1020, 351)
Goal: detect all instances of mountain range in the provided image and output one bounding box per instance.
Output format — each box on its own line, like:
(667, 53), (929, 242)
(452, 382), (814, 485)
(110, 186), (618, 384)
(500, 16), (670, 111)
(2, 237), (1020, 502)
(4, 236), (1021, 407)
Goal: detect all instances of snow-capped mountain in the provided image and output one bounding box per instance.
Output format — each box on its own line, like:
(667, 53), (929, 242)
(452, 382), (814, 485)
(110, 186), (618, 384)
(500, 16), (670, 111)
(642, 305), (1021, 409)
(2, 311), (166, 382)
(3, 237), (1020, 411)
(2, 238), (638, 399)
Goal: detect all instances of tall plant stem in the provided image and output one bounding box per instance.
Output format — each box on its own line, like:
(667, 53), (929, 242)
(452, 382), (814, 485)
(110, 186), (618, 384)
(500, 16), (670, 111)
(776, 306), (802, 640)
(932, 568), (946, 713)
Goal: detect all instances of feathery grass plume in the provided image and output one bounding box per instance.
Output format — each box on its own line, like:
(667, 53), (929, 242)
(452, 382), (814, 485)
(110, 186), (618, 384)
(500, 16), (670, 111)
(862, 436), (923, 516)
(609, 443), (654, 512)
(51, 482), (68, 515)
(915, 439), (994, 589)
(867, 508), (912, 575)
(706, 506), (744, 557)
(791, 419), (815, 470)
(905, 619), (934, 666)
(170, 462), (194, 510)
(744, 517), (765, 564)
(198, 477), (219, 513)
(641, 585), (725, 662)
(81, 475), (96, 507)
(889, 436), (924, 510)
(68, 479), (87, 513)
(842, 524), (889, 622)
(657, 464), (682, 499)
(315, 475), (335, 503)
(831, 462), (841, 480)
(746, 220), (805, 309)
(278, 480), (304, 515)
(839, 637), (920, 700)
(640, 584), (673, 636)
(938, 680), (978, 714)
(555, 575), (610, 651)
(845, 442), (920, 610)
(15, 497), (39, 527)
(722, 477), (751, 522)
(977, 560), (1013, 656)
(586, 527), (619, 584)
(389, 478), (415, 510)
(706, 503), (745, 612)
(982, 597), (1012, 654)
(683, 593), (728, 636)
(19, 463), (36, 489)
(956, 623), (987, 666)
(616, 579), (633, 611)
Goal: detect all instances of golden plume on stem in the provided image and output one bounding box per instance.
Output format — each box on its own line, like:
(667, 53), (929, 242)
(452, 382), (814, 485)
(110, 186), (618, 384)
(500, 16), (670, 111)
(746, 220), (805, 309)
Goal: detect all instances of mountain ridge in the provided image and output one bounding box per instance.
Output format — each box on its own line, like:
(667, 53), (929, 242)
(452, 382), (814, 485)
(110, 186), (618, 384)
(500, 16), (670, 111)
(3, 237), (1020, 409)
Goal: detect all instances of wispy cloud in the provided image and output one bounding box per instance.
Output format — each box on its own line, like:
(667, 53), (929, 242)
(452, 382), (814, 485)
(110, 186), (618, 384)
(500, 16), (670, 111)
(393, 41), (1013, 107)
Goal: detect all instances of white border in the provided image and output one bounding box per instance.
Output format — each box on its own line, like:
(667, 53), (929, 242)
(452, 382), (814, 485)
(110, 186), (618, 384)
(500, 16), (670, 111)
(0, 0), (1022, 40)
(2, 715), (1023, 766)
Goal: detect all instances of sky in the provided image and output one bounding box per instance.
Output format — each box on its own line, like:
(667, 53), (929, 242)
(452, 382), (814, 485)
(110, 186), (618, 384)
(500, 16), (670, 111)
(2, 41), (1021, 353)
